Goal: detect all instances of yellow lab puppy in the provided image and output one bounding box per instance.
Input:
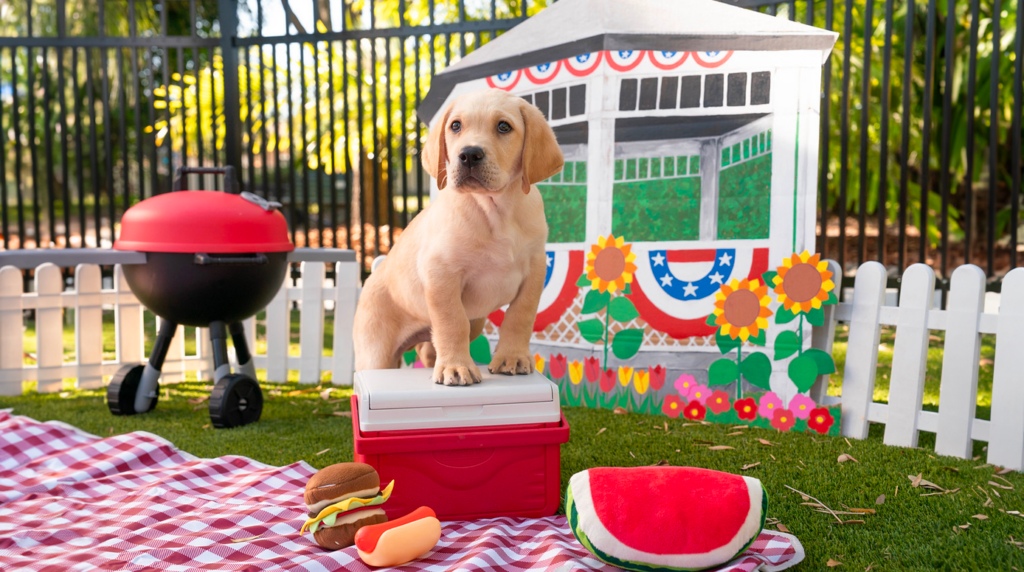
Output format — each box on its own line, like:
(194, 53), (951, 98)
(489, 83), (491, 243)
(353, 89), (564, 385)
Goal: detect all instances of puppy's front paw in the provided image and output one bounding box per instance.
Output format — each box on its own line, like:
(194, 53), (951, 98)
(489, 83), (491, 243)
(488, 352), (534, 375)
(432, 358), (482, 386)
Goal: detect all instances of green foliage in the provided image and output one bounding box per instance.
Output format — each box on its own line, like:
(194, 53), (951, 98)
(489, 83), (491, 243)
(774, 330), (801, 360)
(577, 318), (605, 344)
(608, 297), (639, 322)
(740, 352), (772, 390)
(717, 154), (772, 240)
(788, 354), (820, 393)
(469, 335), (492, 365)
(577, 272), (592, 287)
(709, 358), (739, 386)
(805, 348), (837, 376)
(775, 308), (799, 324)
(716, 330), (741, 354)
(538, 184), (588, 243)
(610, 328), (644, 360)
(612, 177), (701, 241)
(581, 289), (611, 314)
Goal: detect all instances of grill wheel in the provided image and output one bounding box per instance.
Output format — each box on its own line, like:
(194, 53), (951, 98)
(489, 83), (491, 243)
(107, 364), (159, 416)
(209, 374), (264, 428)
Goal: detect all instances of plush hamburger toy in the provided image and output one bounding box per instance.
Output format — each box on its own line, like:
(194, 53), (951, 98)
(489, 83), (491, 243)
(300, 463), (394, 549)
(566, 467), (767, 572)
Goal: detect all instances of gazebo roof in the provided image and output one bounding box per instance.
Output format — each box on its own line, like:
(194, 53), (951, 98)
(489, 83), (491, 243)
(418, 0), (838, 121)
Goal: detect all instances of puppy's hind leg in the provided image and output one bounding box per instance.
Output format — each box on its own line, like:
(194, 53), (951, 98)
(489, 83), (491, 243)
(353, 283), (404, 371)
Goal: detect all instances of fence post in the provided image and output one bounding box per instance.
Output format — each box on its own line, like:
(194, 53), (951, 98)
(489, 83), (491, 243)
(934, 264), (986, 459)
(217, 0), (242, 186)
(0, 267), (23, 396)
(988, 267), (1024, 470)
(115, 264), (143, 366)
(883, 263), (935, 448)
(75, 264), (104, 390)
(299, 261), (326, 384)
(34, 263), (64, 393)
(840, 261), (886, 439)
(332, 261), (359, 386)
(265, 275), (289, 383)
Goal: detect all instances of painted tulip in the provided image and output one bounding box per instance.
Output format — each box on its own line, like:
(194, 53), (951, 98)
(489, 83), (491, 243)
(600, 369), (617, 393)
(634, 370), (650, 395)
(535, 353), (546, 375)
(649, 365), (666, 391)
(569, 360), (584, 385)
(618, 366), (634, 386)
(584, 356), (601, 383)
(549, 353), (568, 380)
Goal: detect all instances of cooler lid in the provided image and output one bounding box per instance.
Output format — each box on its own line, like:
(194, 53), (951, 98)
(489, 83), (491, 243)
(354, 369), (560, 431)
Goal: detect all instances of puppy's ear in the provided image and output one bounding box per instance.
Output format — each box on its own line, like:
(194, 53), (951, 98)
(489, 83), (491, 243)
(518, 99), (564, 194)
(422, 103), (453, 190)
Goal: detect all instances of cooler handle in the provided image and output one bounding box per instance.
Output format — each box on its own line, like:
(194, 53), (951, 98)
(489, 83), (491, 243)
(172, 166), (238, 194)
(194, 253), (269, 266)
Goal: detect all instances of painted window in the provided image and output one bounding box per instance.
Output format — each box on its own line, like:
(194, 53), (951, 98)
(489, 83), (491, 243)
(537, 161), (587, 243)
(612, 155), (701, 241)
(718, 129), (772, 240)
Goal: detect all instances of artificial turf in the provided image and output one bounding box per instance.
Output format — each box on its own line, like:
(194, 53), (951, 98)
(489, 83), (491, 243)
(3, 327), (1023, 570)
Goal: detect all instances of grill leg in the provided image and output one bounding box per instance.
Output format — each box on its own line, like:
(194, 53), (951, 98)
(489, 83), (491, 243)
(135, 318), (176, 413)
(209, 321), (232, 383)
(228, 322), (257, 380)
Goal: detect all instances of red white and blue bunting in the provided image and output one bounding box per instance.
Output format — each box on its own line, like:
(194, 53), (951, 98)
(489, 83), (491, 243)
(628, 247), (769, 339)
(485, 50), (735, 89)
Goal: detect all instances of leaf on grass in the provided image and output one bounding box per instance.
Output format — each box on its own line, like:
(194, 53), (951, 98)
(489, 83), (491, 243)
(959, 524), (971, 530)
(943, 466), (960, 473)
(629, 451), (636, 458)
(663, 421), (669, 432)
(974, 463), (993, 470)
(107, 427), (114, 435)
(909, 474), (923, 488)
(758, 438), (774, 446)
(332, 411), (351, 417)
(726, 431), (744, 436)
(801, 502), (826, 508)
(188, 395), (209, 405)
(973, 514), (989, 520)
(315, 448), (330, 456)
(613, 407), (629, 415)
(840, 520), (865, 525)
(231, 534), (263, 543)
(709, 446), (734, 451)
(777, 523), (790, 533)
(997, 467), (1014, 475)
(837, 454), (858, 464)
(731, 426), (749, 430)
(742, 462), (761, 470)
(826, 559), (843, 567)
(991, 475), (1015, 489)
(319, 389), (333, 400)
(597, 427), (607, 436)
(652, 460), (670, 466)
(875, 494), (885, 505)
(849, 508), (876, 514)
(202, 424), (211, 429)
(989, 481), (1014, 490)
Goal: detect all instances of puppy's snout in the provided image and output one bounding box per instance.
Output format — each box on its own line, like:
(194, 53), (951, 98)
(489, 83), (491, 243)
(458, 146), (485, 168)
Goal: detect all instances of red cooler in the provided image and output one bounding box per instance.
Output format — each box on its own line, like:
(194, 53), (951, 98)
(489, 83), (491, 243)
(352, 369), (569, 521)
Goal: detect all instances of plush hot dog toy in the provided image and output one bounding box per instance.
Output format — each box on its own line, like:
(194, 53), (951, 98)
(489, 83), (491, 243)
(355, 506), (442, 567)
(300, 463), (394, 550)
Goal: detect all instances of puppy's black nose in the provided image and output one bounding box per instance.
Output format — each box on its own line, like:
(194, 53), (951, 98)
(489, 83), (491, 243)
(458, 146), (485, 168)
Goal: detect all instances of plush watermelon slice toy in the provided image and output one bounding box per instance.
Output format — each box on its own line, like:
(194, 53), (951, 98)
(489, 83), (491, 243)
(566, 467), (767, 572)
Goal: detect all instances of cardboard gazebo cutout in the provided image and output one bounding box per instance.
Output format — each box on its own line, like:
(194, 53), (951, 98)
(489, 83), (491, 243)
(417, 0), (841, 435)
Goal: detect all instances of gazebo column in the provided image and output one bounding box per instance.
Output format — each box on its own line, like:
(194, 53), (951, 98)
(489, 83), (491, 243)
(586, 74), (616, 239)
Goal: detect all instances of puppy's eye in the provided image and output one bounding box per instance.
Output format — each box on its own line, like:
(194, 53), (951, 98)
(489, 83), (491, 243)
(497, 121), (512, 134)
(450, 120), (461, 133)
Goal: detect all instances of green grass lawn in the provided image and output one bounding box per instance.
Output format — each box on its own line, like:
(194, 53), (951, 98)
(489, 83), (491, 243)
(3, 325), (1023, 570)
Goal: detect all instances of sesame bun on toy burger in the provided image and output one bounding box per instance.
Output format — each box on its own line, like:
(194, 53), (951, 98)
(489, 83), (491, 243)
(300, 463), (394, 549)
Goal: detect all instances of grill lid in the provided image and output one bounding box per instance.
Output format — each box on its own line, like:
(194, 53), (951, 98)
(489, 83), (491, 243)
(114, 191), (294, 253)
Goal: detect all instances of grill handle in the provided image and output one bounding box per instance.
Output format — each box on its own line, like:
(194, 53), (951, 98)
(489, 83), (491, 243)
(194, 253), (269, 266)
(172, 166), (238, 194)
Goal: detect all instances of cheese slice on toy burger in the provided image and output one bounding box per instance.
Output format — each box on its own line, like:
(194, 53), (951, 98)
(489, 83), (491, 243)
(300, 463), (394, 549)
(566, 466), (767, 572)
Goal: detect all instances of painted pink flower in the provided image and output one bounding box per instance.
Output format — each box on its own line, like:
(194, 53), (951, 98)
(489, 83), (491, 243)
(674, 373), (697, 396)
(788, 393), (816, 420)
(600, 369), (617, 393)
(686, 384), (711, 405)
(758, 391), (783, 420)
(584, 356), (601, 383)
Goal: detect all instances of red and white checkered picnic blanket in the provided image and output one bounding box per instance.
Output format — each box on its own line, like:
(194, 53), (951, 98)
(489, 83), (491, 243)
(0, 410), (804, 571)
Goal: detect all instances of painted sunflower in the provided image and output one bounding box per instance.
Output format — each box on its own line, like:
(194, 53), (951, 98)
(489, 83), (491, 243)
(585, 234), (637, 293)
(772, 251), (835, 314)
(712, 278), (773, 341)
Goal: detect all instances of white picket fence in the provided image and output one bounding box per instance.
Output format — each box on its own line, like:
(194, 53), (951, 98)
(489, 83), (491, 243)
(815, 260), (1024, 471)
(0, 254), (360, 396)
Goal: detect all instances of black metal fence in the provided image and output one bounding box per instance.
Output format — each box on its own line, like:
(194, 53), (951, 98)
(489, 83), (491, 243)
(1, 0), (1023, 290)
